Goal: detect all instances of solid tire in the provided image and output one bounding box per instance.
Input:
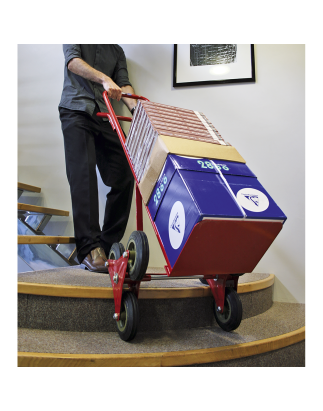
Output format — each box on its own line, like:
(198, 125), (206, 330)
(108, 243), (125, 260)
(126, 231), (149, 281)
(213, 287), (243, 332)
(116, 292), (139, 341)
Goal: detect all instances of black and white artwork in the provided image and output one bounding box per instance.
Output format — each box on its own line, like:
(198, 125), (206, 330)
(190, 44), (237, 66)
(173, 44), (255, 87)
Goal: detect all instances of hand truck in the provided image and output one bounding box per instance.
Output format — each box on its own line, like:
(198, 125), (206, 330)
(97, 91), (254, 341)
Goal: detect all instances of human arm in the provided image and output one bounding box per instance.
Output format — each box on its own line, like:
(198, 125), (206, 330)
(121, 85), (138, 114)
(67, 57), (123, 101)
(68, 58), (137, 112)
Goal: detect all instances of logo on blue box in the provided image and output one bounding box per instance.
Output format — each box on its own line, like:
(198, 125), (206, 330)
(169, 201), (185, 249)
(236, 188), (269, 212)
(170, 213), (181, 233)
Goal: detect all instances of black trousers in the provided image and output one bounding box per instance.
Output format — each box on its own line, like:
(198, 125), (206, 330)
(59, 106), (134, 264)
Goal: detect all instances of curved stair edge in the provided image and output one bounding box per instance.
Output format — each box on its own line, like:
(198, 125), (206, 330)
(17, 326), (305, 367)
(17, 274), (275, 299)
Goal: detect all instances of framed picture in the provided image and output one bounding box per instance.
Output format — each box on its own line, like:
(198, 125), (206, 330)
(173, 44), (255, 87)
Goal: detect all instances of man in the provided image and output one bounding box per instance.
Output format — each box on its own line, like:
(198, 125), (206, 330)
(58, 45), (136, 272)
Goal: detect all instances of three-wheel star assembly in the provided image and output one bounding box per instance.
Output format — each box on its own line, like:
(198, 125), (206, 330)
(107, 230), (150, 341)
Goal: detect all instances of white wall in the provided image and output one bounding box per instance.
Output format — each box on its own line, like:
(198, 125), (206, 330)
(18, 44), (305, 303)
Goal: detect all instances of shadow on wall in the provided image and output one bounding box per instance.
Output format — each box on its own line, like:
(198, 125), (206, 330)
(257, 245), (305, 303)
(273, 277), (298, 303)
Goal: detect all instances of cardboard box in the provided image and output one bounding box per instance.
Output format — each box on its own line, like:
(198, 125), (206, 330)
(139, 135), (246, 204)
(126, 100), (234, 185)
(146, 154), (286, 275)
(140, 101), (227, 145)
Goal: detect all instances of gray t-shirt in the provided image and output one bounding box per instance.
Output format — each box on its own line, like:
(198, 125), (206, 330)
(59, 44), (132, 116)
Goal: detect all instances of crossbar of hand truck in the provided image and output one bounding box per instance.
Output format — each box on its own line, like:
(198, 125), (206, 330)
(148, 275), (232, 280)
(149, 275), (209, 280)
(97, 92), (148, 122)
(124, 276), (151, 283)
(96, 112), (132, 122)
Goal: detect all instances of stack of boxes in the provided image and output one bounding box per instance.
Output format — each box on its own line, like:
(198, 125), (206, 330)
(126, 100), (245, 203)
(125, 100), (230, 183)
(125, 100), (286, 276)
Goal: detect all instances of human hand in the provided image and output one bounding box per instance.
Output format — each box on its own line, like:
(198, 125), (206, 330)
(102, 77), (122, 101)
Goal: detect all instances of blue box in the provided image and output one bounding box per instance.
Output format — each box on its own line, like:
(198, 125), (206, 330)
(147, 155), (287, 268)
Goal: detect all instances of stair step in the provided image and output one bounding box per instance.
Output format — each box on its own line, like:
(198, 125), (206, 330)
(18, 235), (75, 244)
(18, 203), (69, 217)
(18, 267), (273, 298)
(18, 182), (41, 193)
(18, 269), (274, 332)
(18, 220), (75, 271)
(17, 302), (305, 367)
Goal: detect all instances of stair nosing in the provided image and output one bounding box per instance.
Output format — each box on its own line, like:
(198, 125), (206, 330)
(18, 203), (69, 217)
(18, 182), (41, 193)
(18, 235), (75, 244)
(17, 274), (274, 299)
(17, 325), (305, 367)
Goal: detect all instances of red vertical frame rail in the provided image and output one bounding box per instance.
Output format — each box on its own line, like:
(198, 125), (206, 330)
(98, 91), (172, 273)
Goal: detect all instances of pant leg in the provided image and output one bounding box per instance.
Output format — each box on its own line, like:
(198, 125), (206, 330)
(94, 123), (134, 255)
(59, 107), (102, 263)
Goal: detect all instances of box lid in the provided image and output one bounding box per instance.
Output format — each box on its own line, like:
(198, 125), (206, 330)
(139, 135), (246, 205)
(225, 175), (287, 221)
(169, 154), (220, 174)
(178, 170), (245, 219)
(211, 160), (256, 178)
(148, 154), (257, 221)
(169, 155), (256, 178)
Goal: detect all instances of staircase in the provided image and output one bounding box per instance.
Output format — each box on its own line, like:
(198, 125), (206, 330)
(18, 267), (305, 367)
(18, 182), (77, 271)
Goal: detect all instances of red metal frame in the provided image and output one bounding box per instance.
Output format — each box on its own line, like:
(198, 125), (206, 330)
(98, 91), (172, 272)
(97, 91), (235, 313)
(97, 112), (132, 123)
(107, 251), (151, 320)
(136, 185), (143, 231)
(106, 253), (129, 321)
(206, 275), (239, 313)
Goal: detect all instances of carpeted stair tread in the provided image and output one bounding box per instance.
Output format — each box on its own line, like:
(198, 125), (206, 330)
(18, 266), (269, 289)
(18, 302), (304, 355)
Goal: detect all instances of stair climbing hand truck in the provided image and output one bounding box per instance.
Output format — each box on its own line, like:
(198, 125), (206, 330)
(97, 91), (286, 342)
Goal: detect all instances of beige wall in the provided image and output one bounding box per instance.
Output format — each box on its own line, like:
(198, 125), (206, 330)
(18, 44), (305, 303)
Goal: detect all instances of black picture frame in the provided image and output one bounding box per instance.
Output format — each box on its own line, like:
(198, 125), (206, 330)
(173, 44), (255, 87)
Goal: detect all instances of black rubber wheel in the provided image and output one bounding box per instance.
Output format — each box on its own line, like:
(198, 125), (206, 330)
(126, 231), (149, 281)
(116, 292), (139, 341)
(108, 243), (125, 260)
(213, 287), (243, 332)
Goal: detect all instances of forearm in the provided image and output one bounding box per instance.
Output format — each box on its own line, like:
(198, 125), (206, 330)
(121, 85), (137, 112)
(67, 57), (122, 101)
(68, 58), (106, 85)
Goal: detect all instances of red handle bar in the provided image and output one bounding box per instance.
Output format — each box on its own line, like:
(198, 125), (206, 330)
(97, 90), (149, 135)
(96, 91), (149, 124)
(120, 92), (149, 101)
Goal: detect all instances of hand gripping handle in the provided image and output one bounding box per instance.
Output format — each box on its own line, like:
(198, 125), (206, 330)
(97, 91), (149, 126)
